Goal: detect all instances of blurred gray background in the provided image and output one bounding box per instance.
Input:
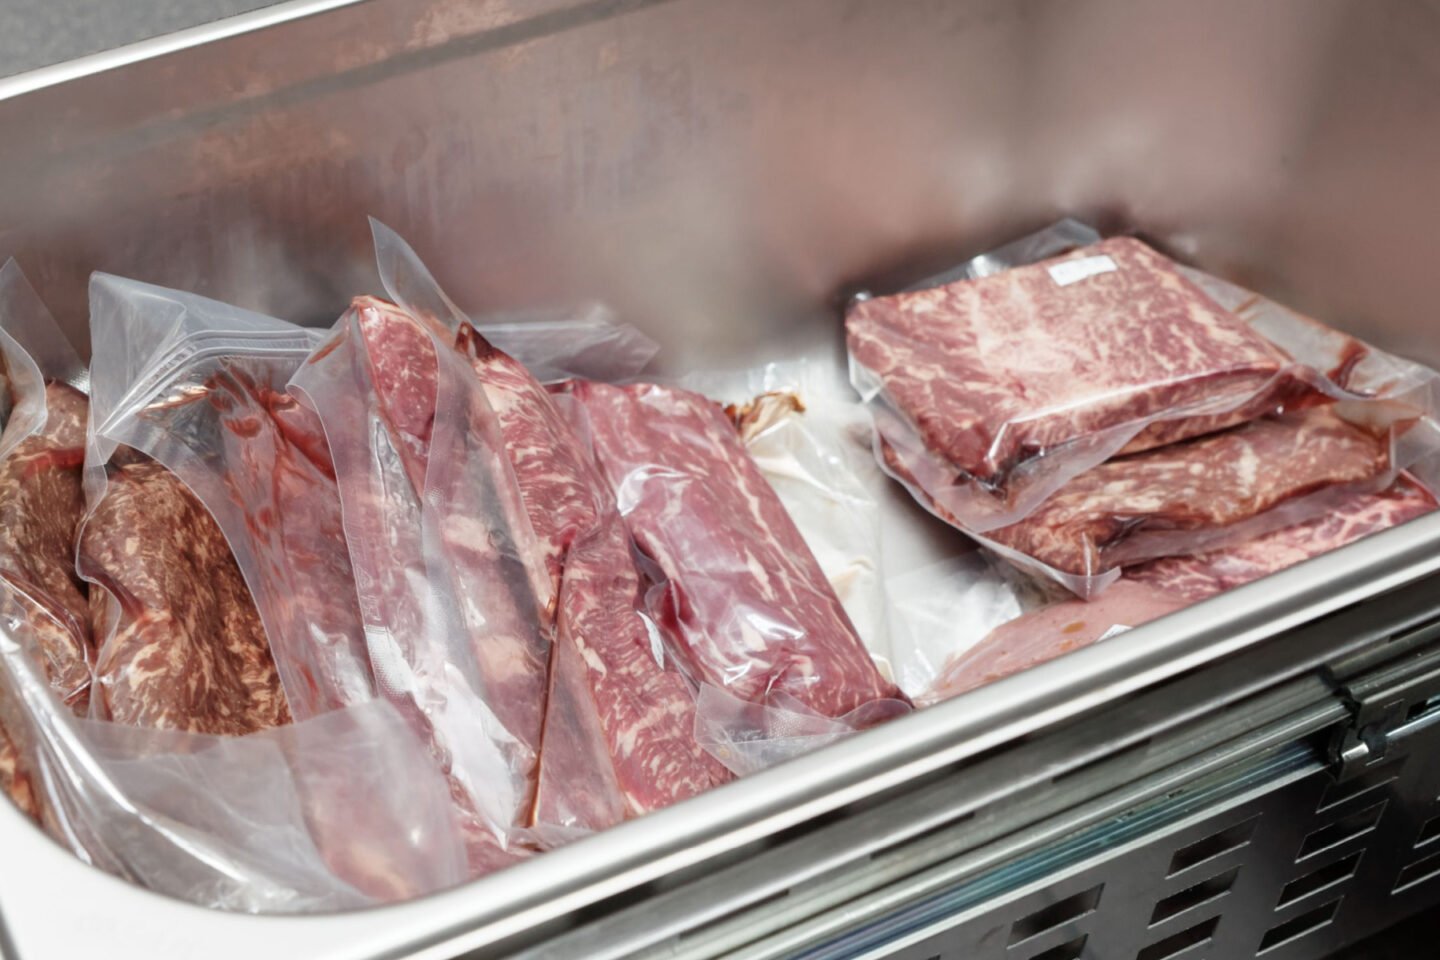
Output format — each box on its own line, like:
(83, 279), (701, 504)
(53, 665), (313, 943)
(0, 0), (276, 77)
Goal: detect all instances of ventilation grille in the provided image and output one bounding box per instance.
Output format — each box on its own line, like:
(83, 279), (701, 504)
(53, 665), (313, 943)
(1137, 916), (1218, 960)
(819, 698), (1440, 960)
(1006, 884), (1101, 955)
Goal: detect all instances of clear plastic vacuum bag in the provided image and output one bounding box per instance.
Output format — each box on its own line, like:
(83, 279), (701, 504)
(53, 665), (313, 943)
(291, 296), (545, 861)
(0, 261), (91, 714)
(0, 612), (467, 911)
(369, 220), (728, 829)
(849, 221), (1440, 535)
(975, 404), (1433, 598)
(84, 275), (372, 721)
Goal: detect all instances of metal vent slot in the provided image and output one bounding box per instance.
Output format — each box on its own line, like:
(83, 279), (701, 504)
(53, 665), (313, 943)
(1256, 898), (1342, 954)
(1134, 916), (1218, 960)
(1167, 815), (1259, 876)
(1393, 848), (1440, 893)
(1295, 800), (1387, 861)
(1149, 865), (1240, 926)
(873, 811), (976, 861)
(1277, 851), (1362, 908)
(1053, 739), (1153, 785)
(1027, 934), (1088, 960)
(675, 889), (789, 941)
(1315, 758), (1403, 813)
(1415, 812), (1440, 849)
(1007, 885), (1102, 948)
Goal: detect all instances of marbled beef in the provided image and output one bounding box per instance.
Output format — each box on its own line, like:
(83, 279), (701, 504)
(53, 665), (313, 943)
(1128, 474), (1437, 600)
(0, 383), (91, 709)
(847, 237), (1314, 487)
(82, 459), (291, 735)
(983, 407), (1392, 581)
(460, 326), (729, 823)
(929, 475), (1435, 701)
(572, 381), (901, 718)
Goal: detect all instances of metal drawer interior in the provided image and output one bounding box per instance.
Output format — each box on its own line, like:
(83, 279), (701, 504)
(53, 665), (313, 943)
(3, 1), (1440, 958)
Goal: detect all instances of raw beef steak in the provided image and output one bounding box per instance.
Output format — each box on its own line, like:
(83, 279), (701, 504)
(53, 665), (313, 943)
(847, 237), (1313, 486)
(983, 407), (1392, 579)
(0, 382), (91, 708)
(571, 381), (901, 718)
(82, 459), (291, 735)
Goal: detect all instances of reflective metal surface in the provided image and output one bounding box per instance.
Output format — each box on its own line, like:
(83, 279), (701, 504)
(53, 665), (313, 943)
(2, 1), (1440, 958)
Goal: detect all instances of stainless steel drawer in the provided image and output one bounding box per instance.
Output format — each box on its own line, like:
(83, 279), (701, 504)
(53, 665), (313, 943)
(3, 1), (1440, 957)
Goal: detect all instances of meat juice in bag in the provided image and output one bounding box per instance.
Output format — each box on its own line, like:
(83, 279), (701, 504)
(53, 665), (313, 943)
(370, 220), (728, 829)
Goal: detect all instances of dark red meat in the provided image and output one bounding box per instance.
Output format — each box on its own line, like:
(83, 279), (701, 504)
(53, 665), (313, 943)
(0, 383), (91, 709)
(571, 381), (901, 718)
(847, 237), (1314, 487)
(1129, 474), (1437, 600)
(458, 327), (729, 822)
(81, 459), (291, 735)
(927, 580), (1186, 700)
(205, 361), (373, 719)
(983, 407), (1393, 578)
(300, 298), (550, 862)
(0, 718), (37, 820)
(929, 475), (1436, 702)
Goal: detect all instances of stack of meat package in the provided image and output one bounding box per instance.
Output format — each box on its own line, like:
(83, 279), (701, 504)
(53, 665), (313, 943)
(847, 226), (1439, 699)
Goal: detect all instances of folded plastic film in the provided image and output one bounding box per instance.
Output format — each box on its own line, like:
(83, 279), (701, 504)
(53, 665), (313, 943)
(83, 275), (372, 721)
(692, 684), (908, 778)
(848, 221), (1437, 536)
(0, 608), (467, 911)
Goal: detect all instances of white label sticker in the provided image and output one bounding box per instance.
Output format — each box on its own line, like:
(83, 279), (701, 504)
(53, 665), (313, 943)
(1048, 254), (1118, 287)
(1097, 624), (1132, 642)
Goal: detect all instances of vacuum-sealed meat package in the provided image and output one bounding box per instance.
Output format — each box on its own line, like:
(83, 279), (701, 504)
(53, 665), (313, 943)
(368, 220), (728, 831)
(80, 458), (291, 734)
(566, 379), (907, 773)
(293, 295), (548, 861)
(0, 617), (467, 910)
(1126, 473), (1438, 601)
(849, 221), (1440, 534)
(80, 278), (291, 735)
(84, 275), (371, 721)
(975, 405), (1426, 596)
(926, 473), (1438, 702)
(0, 261), (92, 714)
(0, 260), (92, 821)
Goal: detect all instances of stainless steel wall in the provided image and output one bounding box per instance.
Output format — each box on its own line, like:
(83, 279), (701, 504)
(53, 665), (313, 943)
(1, 0), (1437, 366)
